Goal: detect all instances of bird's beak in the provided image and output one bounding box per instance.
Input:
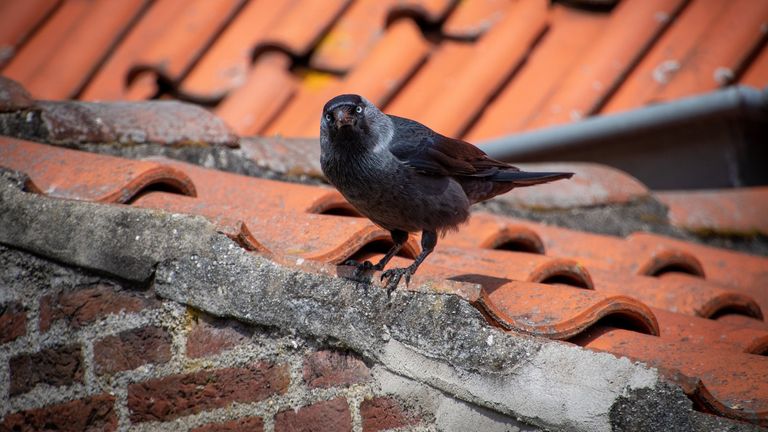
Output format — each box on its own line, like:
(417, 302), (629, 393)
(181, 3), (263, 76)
(334, 108), (354, 128)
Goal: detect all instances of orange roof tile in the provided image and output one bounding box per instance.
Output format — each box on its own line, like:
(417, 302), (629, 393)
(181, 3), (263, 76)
(740, 43), (768, 87)
(498, 162), (649, 208)
(441, 0), (510, 40)
(80, 0), (187, 101)
(0, 0), (60, 68)
(656, 187), (768, 236)
(523, 0), (688, 129)
(126, 0), (245, 100)
(3, 0), (766, 137)
(574, 326), (768, 424)
(603, 0), (768, 114)
(465, 4), (607, 139)
(263, 0), (351, 57)
(0, 138), (196, 203)
(2, 0), (149, 100)
(214, 52), (297, 136)
(266, 18), (431, 137)
(403, 0), (548, 137)
(479, 280), (658, 339)
(309, 0), (454, 73)
(176, 0), (296, 102)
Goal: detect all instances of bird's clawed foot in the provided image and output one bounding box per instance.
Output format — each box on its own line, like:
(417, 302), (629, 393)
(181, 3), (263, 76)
(344, 259), (381, 281)
(381, 267), (414, 295)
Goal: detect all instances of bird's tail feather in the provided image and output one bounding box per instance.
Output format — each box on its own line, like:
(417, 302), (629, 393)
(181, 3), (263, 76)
(492, 171), (574, 186)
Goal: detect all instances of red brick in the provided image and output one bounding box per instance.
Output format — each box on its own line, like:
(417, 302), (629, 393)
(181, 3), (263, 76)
(127, 362), (289, 422)
(274, 397), (352, 432)
(9, 344), (83, 396)
(39, 283), (159, 332)
(190, 417), (264, 432)
(0, 302), (26, 343)
(360, 397), (419, 432)
(303, 350), (371, 389)
(187, 314), (252, 359)
(0, 394), (117, 432)
(93, 326), (172, 375)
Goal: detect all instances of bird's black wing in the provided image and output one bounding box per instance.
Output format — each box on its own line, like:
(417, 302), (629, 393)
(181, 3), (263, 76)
(387, 115), (511, 178)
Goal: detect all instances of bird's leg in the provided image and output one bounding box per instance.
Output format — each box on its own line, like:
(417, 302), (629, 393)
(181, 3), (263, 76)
(345, 230), (408, 279)
(381, 230), (437, 294)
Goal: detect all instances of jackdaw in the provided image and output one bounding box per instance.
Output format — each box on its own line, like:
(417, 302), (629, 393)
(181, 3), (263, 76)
(320, 94), (573, 292)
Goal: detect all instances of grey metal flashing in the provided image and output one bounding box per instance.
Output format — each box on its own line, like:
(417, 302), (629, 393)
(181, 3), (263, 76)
(480, 86), (768, 189)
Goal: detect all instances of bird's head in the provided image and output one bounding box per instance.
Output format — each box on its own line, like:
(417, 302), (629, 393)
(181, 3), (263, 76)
(320, 94), (392, 151)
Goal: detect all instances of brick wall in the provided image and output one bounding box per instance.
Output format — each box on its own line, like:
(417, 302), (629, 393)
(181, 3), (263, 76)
(0, 246), (425, 431)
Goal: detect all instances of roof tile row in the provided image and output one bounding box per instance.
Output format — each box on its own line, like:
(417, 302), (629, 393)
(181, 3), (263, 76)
(2, 137), (766, 424)
(4, 0), (765, 138)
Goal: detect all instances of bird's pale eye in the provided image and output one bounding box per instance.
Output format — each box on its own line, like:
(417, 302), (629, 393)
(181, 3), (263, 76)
(355, 106), (363, 114)
(325, 113), (332, 122)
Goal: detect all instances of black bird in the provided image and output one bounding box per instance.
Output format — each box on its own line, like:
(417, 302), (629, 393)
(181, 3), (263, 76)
(320, 94), (573, 292)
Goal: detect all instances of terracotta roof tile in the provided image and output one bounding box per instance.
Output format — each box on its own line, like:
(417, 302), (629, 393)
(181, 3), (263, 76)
(385, 41), (475, 119)
(125, 0), (245, 100)
(265, 18), (430, 137)
(400, 0), (548, 137)
(496, 162), (649, 208)
(603, 0), (768, 114)
(592, 271), (763, 320)
(81, 0), (188, 101)
(650, 0), (768, 103)
(0, 0), (60, 68)
(717, 314), (768, 332)
(627, 233), (768, 313)
(740, 43), (768, 87)
(653, 308), (768, 354)
(139, 157), (341, 214)
(0, 138), (195, 203)
(429, 247), (594, 289)
(310, 0), (454, 73)
(3, 0), (765, 138)
(176, 0), (296, 101)
(447, 212), (768, 314)
(479, 280), (659, 339)
(525, 0), (688, 129)
(441, 0), (510, 40)
(134, 190), (419, 262)
(573, 327), (768, 424)
(214, 52), (297, 135)
(2, 0), (149, 100)
(263, 0), (351, 57)
(656, 187), (768, 236)
(465, 4), (607, 139)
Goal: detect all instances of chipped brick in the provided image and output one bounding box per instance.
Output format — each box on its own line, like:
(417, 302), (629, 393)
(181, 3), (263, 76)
(39, 283), (159, 332)
(360, 397), (419, 432)
(9, 344), (83, 395)
(93, 326), (172, 375)
(274, 397), (352, 432)
(303, 349), (371, 389)
(0, 394), (117, 431)
(190, 417), (265, 432)
(127, 362), (289, 422)
(0, 302), (26, 343)
(186, 314), (252, 359)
